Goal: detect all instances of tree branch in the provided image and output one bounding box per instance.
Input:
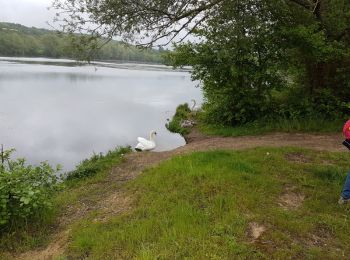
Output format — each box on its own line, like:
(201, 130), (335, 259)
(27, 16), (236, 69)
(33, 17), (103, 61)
(288, 0), (312, 10)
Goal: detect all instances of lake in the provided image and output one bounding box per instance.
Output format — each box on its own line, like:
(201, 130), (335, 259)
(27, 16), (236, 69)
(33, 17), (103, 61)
(0, 57), (202, 171)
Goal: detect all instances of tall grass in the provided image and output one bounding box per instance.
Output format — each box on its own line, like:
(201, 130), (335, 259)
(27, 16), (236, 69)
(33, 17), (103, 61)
(65, 146), (131, 181)
(200, 117), (345, 137)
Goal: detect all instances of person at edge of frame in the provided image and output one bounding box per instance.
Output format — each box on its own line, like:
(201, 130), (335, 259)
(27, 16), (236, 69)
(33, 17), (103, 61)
(339, 119), (350, 204)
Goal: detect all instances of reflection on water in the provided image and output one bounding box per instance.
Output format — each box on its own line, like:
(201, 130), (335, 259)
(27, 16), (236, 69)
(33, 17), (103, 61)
(0, 57), (202, 171)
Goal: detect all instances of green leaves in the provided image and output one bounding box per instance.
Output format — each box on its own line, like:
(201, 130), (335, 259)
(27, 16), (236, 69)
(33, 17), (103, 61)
(0, 22), (163, 63)
(168, 0), (286, 125)
(0, 149), (59, 229)
(166, 0), (350, 125)
(165, 103), (192, 136)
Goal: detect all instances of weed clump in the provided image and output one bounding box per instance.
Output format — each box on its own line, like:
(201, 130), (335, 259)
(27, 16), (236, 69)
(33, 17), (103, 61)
(65, 146), (131, 181)
(166, 103), (192, 136)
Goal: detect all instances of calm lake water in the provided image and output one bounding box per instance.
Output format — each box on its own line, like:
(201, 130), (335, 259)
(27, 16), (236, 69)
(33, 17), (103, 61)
(0, 57), (202, 171)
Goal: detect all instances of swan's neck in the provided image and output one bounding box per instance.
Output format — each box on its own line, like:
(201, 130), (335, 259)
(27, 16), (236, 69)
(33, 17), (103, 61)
(149, 133), (155, 142)
(192, 100), (196, 110)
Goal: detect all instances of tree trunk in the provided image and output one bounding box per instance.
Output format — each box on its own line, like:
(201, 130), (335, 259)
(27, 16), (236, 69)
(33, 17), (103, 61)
(306, 61), (337, 96)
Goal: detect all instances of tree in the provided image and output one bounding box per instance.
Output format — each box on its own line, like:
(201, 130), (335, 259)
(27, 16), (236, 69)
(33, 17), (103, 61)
(168, 0), (286, 124)
(53, 0), (350, 123)
(0, 22), (164, 63)
(280, 0), (350, 97)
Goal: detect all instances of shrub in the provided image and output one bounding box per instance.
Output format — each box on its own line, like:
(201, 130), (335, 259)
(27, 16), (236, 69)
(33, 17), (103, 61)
(165, 103), (191, 136)
(65, 146), (131, 181)
(270, 88), (350, 122)
(0, 149), (59, 229)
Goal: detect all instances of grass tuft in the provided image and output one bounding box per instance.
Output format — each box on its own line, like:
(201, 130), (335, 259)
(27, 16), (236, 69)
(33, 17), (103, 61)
(65, 146), (131, 181)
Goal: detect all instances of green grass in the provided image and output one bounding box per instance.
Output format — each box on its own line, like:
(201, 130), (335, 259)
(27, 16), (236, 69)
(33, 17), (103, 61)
(52, 147), (131, 223)
(0, 147), (130, 257)
(54, 146), (131, 207)
(200, 118), (345, 137)
(65, 146), (131, 181)
(66, 148), (350, 259)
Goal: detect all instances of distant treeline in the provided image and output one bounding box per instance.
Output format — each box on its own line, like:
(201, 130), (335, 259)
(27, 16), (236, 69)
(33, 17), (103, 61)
(0, 22), (164, 63)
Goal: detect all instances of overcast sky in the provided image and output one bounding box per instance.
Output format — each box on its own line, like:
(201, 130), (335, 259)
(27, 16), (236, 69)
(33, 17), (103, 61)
(0, 0), (195, 46)
(0, 0), (55, 28)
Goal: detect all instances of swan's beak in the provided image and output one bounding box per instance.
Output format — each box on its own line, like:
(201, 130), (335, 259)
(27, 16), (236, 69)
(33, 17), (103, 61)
(155, 132), (157, 135)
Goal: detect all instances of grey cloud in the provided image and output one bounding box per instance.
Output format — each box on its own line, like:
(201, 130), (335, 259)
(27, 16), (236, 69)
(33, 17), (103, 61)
(0, 0), (55, 28)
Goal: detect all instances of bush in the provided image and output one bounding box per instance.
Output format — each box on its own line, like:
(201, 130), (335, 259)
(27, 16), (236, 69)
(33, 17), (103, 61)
(165, 103), (192, 136)
(166, 0), (350, 127)
(0, 149), (59, 229)
(270, 88), (350, 121)
(65, 147), (131, 181)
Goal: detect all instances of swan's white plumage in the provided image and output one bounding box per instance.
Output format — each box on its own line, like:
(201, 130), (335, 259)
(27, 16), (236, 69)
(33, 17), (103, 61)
(135, 131), (157, 151)
(137, 137), (155, 150)
(135, 142), (146, 150)
(137, 137), (148, 144)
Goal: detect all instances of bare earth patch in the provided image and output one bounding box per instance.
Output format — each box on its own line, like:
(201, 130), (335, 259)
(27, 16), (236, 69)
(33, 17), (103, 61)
(249, 222), (267, 241)
(94, 193), (133, 223)
(309, 223), (333, 245)
(17, 229), (70, 260)
(177, 131), (344, 154)
(285, 152), (313, 163)
(278, 186), (305, 210)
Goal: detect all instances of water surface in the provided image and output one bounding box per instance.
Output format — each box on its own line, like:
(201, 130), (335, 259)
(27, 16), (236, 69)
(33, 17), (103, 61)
(0, 57), (202, 171)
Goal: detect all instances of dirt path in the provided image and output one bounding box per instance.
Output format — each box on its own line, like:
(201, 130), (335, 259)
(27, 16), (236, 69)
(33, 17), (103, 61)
(180, 130), (345, 153)
(16, 131), (345, 259)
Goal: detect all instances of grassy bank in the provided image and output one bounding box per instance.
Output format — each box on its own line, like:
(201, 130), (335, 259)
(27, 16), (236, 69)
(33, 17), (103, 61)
(53, 146), (131, 217)
(200, 118), (345, 137)
(0, 147), (130, 257)
(66, 148), (350, 259)
(166, 104), (344, 139)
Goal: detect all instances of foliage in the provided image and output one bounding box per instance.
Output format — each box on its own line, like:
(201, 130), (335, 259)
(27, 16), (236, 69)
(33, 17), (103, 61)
(0, 146), (131, 254)
(0, 22), (164, 63)
(65, 147), (131, 181)
(199, 118), (345, 137)
(168, 0), (285, 125)
(66, 148), (350, 259)
(268, 88), (350, 121)
(55, 0), (350, 125)
(165, 103), (192, 136)
(0, 149), (59, 230)
(167, 0), (350, 125)
(52, 0), (217, 47)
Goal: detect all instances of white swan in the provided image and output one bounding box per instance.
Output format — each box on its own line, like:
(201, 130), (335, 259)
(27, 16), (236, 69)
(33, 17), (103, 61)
(191, 99), (200, 114)
(135, 130), (157, 151)
(191, 99), (197, 111)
